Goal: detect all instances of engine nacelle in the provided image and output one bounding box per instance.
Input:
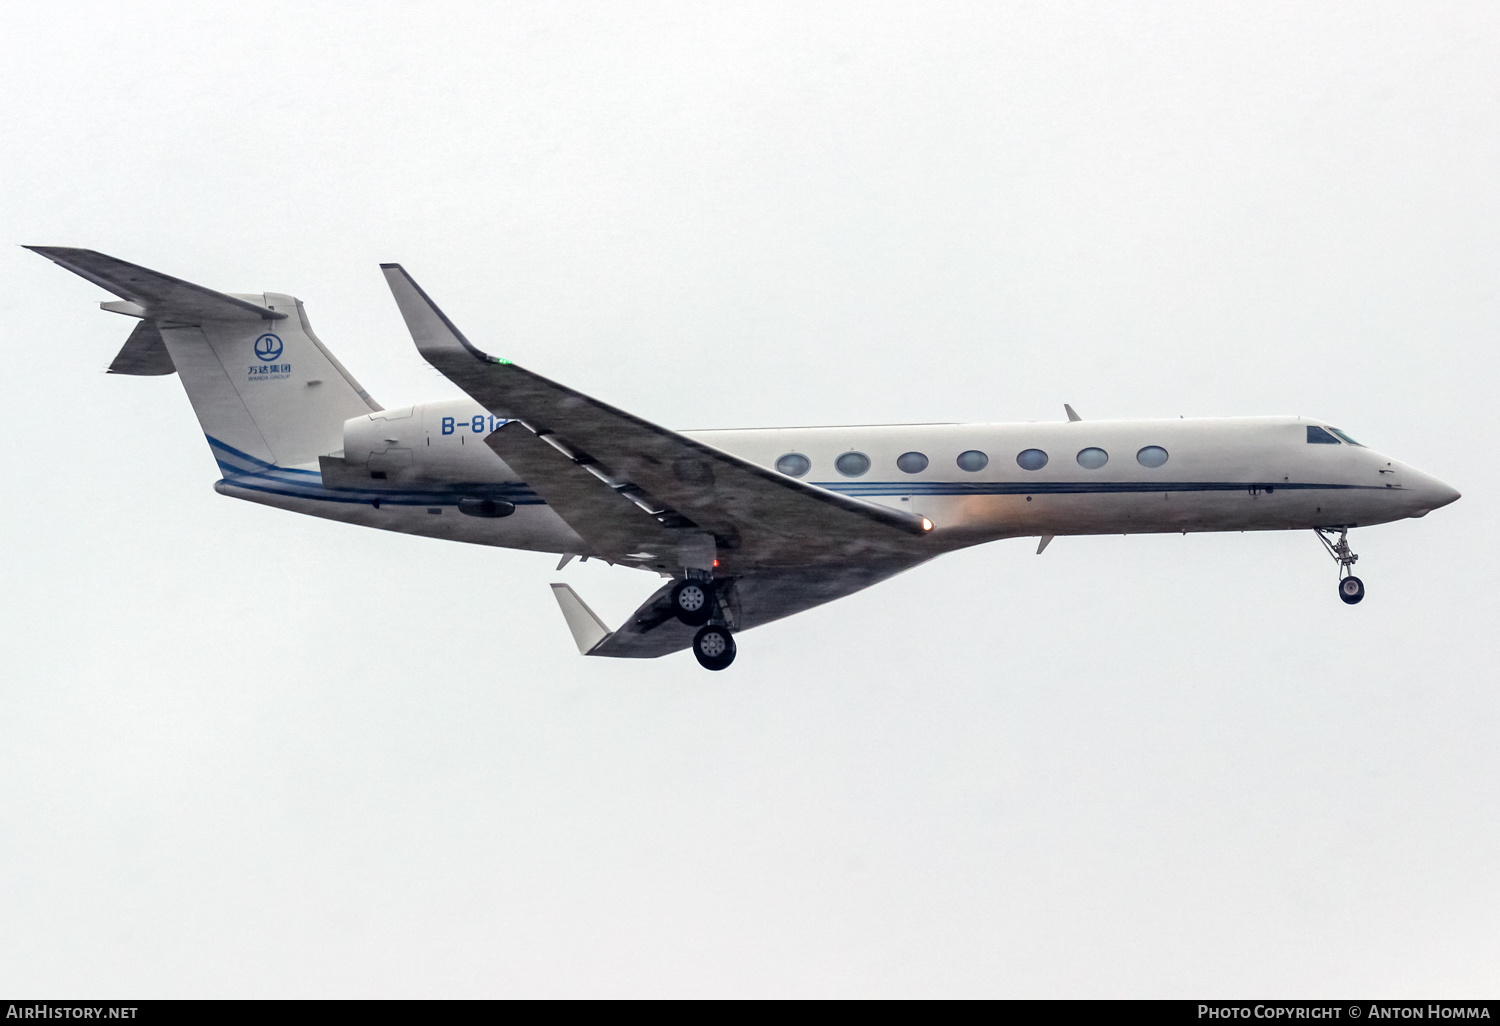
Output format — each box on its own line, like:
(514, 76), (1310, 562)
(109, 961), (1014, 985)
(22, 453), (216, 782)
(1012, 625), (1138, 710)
(327, 400), (523, 494)
(341, 406), (421, 482)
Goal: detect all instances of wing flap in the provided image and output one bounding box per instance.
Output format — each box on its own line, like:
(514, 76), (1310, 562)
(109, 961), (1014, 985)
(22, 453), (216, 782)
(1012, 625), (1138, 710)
(486, 421), (712, 567)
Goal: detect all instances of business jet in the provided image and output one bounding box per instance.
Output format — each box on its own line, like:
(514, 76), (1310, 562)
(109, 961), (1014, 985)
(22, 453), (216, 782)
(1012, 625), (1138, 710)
(29, 247), (1461, 670)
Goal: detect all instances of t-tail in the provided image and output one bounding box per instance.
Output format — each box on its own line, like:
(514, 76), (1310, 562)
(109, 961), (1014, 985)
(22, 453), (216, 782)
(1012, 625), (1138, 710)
(27, 247), (380, 474)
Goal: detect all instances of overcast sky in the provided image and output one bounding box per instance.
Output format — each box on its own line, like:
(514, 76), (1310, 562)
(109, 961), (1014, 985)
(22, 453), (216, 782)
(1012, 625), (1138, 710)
(2, 0), (1496, 997)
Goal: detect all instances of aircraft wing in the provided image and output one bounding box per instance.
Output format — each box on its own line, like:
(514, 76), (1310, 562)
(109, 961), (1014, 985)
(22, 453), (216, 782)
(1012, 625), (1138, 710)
(553, 559), (923, 658)
(380, 263), (932, 573)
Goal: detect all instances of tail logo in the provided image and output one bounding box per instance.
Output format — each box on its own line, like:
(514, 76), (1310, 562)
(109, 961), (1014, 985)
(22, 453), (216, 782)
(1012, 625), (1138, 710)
(254, 334), (285, 361)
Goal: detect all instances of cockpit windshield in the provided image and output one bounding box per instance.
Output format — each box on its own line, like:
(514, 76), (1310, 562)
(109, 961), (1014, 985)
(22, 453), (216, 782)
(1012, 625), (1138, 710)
(1306, 425), (1364, 446)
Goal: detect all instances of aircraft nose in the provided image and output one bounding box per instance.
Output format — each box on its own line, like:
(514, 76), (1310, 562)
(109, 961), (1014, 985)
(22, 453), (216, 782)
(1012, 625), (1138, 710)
(1409, 470), (1461, 514)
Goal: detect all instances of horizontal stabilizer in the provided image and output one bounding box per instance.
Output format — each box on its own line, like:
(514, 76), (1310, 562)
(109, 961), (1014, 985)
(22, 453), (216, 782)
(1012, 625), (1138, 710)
(26, 247), (286, 325)
(549, 584), (612, 654)
(108, 319), (175, 376)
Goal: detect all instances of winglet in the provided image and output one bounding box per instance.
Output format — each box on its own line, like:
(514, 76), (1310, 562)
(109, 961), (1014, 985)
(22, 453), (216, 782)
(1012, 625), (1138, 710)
(380, 263), (502, 365)
(1064, 404), (1082, 422)
(549, 583), (612, 655)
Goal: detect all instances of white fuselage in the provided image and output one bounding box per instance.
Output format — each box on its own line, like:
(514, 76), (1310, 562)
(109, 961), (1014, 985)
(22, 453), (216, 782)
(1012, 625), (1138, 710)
(213, 398), (1459, 562)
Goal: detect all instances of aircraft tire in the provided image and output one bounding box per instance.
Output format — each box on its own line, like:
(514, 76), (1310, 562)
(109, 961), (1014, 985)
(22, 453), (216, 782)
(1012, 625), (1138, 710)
(671, 579), (713, 626)
(692, 625), (736, 671)
(1339, 576), (1365, 605)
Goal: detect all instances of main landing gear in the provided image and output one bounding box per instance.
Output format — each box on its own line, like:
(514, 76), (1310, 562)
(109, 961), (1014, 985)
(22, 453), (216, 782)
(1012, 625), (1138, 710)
(672, 576), (736, 670)
(670, 578), (712, 626)
(692, 624), (737, 671)
(1315, 528), (1365, 605)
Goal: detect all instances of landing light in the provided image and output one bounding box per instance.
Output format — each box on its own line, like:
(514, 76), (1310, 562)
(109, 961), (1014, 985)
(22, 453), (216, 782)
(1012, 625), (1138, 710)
(921, 517), (934, 532)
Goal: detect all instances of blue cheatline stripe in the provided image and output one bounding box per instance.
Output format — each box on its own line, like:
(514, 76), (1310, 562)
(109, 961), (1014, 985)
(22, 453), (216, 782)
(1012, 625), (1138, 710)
(205, 434), (1392, 509)
(222, 479), (548, 507)
(817, 480), (1394, 497)
(206, 435), (322, 477)
(205, 434), (544, 507)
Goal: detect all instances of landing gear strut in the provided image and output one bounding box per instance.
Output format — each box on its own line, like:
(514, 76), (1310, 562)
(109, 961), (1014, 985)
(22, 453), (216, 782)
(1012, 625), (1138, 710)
(1314, 528), (1364, 605)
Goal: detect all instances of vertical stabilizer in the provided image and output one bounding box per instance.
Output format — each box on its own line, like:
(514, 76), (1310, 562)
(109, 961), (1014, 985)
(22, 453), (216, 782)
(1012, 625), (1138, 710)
(29, 247), (380, 471)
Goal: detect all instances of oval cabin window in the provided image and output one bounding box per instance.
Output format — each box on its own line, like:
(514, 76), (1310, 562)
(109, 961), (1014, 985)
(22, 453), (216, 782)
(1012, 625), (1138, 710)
(776, 453), (811, 477)
(1076, 447), (1109, 469)
(1136, 446), (1168, 468)
(1016, 448), (1048, 471)
(835, 451), (871, 477)
(897, 451), (929, 474)
(956, 450), (989, 472)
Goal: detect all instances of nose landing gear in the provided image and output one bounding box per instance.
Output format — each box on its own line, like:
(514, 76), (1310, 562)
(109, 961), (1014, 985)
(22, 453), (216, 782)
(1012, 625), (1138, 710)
(1315, 528), (1364, 605)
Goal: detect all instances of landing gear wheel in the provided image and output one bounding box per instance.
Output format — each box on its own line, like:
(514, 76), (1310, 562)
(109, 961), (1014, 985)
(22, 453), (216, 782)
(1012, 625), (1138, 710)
(692, 624), (736, 671)
(1339, 576), (1365, 605)
(671, 579), (712, 626)
(1316, 528), (1365, 606)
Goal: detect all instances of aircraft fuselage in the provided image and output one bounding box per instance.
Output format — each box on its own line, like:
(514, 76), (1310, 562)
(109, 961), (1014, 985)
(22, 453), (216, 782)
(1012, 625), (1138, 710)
(216, 398), (1458, 565)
